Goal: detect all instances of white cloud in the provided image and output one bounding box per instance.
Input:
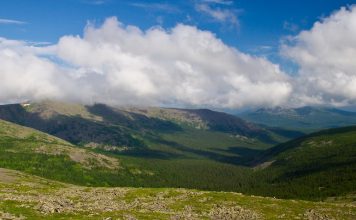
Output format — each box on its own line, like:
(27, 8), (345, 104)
(201, 0), (233, 5)
(130, 3), (179, 13)
(283, 21), (299, 32)
(82, 0), (110, 5)
(282, 5), (356, 106)
(0, 18), (26, 25)
(0, 18), (291, 108)
(0, 38), (67, 103)
(195, 3), (239, 26)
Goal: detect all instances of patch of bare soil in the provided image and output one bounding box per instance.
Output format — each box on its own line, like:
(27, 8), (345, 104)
(254, 160), (275, 170)
(0, 211), (25, 220)
(67, 148), (120, 170)
(34, 145), (120, 170)
(0, 168), (19, 184)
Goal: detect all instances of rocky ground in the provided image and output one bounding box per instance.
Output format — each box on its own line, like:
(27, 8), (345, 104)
(0, 168), (355, 220)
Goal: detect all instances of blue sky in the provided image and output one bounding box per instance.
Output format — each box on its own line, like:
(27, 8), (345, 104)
(1, 0), (356, 108)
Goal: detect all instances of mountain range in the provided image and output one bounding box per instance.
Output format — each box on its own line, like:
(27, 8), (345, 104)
(0, 100), (356, 219)
(239, 106), (356, 132)
(0, 100), (354, 202)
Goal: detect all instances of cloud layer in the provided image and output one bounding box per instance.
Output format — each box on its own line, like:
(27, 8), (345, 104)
(282, 5), (356, 106)
(1, 5), (356, 108)
(0, 18), (291, 108)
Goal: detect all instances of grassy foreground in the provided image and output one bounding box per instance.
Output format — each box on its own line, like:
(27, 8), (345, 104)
(0, 168), (355, 220)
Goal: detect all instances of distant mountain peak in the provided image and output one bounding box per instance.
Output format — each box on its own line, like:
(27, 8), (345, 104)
(239, 105), (356, 131)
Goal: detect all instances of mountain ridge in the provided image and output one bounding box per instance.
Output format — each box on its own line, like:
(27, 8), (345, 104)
(239, 106), (356, 132)
(0, 100), (355, 201)
(0, 100), (295, 148)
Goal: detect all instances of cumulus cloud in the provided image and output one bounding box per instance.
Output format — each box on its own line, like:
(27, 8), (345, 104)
(0, 38), (67, 103)
(282, 5), (356, 106)
(0, 17), (291, 108)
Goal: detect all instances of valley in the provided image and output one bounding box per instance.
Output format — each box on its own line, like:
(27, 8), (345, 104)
(0, 101), (355, 218)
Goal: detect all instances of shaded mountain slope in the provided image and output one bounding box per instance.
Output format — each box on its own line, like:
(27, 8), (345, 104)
(0, 119), (123, 185)
(127, 107), (261, 134)
(0, 101), (154, 149)
(123, 106), (304, 144)
(252, 126), (356, 200)
(0, 100), (299, 152)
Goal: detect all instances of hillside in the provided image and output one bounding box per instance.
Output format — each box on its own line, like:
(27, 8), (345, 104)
(0, 100), (303, 170)
(126, 107), (262, 136)
(239, 106), (356, 132)
(0, 168), (355, 219)
(252, 126), (356, 200)
(0, 101), (302, 149)
(0, 101), (355, 201)
(0, 119), (120, 171)
(0, 112), (261, 193)
(0, 119), (127, 185)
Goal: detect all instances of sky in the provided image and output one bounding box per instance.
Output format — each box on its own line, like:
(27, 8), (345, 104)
(1, 0), (356, 109)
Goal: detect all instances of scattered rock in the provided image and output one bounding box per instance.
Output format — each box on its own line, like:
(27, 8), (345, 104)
(208, 204), (260, 220)
(304, 209), (334, 220)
